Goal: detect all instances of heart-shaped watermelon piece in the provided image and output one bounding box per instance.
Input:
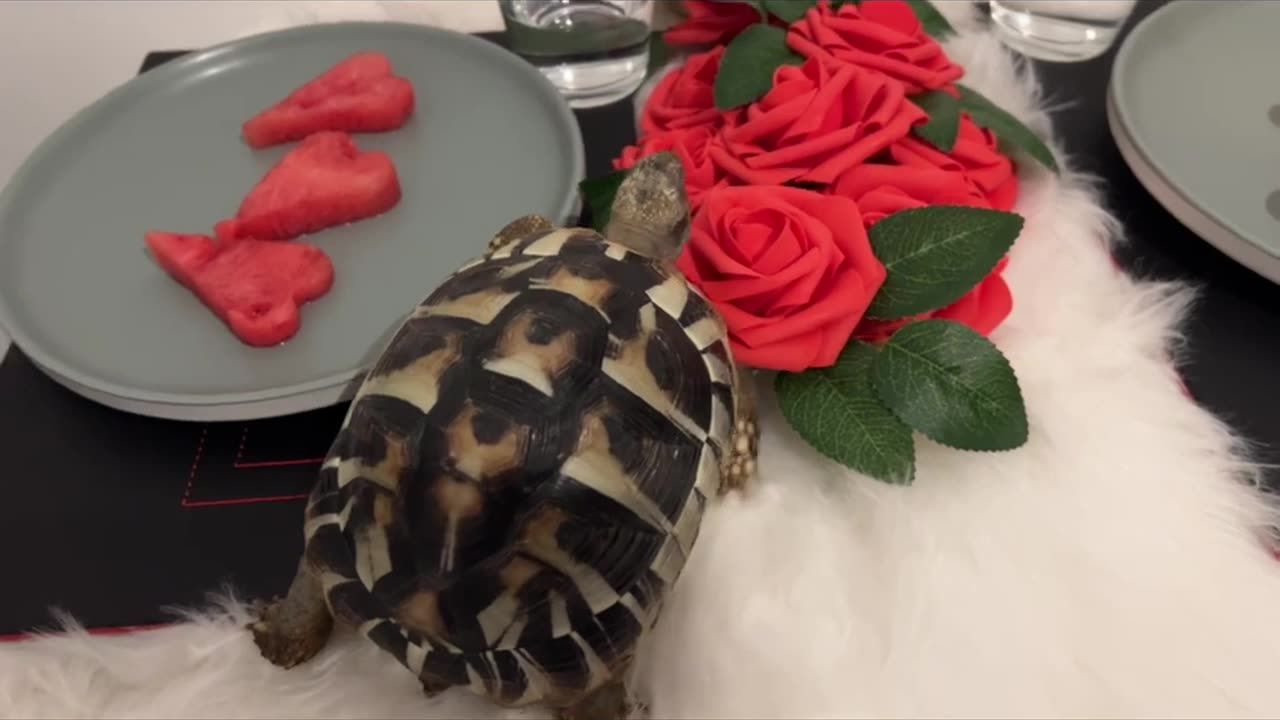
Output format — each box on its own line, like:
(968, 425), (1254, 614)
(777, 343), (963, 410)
(242, 51), (415, 149)
(145, 230), (334, 347)
(215, 131), (401, 243)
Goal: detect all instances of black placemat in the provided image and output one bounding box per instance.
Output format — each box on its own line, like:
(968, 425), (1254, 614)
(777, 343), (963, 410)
(0, 35), (638, 637)
(1030, 0), (1280, 479)
(2, 13), (1276, 637)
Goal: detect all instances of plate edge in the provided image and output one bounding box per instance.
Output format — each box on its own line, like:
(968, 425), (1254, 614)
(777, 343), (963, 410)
(1107, 1), (1279, 266)
(1106, 89), (1280, 286)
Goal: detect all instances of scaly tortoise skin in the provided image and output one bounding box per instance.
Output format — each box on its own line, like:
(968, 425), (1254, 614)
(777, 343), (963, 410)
(248, 153), (759, 720)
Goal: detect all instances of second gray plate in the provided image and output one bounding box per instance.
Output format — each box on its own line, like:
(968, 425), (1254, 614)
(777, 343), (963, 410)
(0, 22), (585, 421)
(1108, 1), (1280, 284)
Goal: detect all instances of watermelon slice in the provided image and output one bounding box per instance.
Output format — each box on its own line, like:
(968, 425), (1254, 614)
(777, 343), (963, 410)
(145, 231), (334, 347)
(215, 131), (401, 243)
(242, 51), (416, 148)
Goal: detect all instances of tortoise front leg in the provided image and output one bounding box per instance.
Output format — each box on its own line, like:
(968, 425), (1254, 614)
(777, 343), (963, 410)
(487, 214), (554, 256)
(249, 556), (334, 669)
(720, 368), (760, 494)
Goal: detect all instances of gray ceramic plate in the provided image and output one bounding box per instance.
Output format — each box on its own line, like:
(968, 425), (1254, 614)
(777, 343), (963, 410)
(1108, 1), (1280, 284)
(0, 22), (584, 421)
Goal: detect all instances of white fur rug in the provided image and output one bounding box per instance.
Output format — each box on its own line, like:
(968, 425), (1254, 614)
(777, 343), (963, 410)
(5, 3), (1280, 718)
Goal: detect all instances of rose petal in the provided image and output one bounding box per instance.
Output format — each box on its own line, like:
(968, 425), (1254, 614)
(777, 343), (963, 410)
(780, 190), (885, 290)
(857, 0), (922, 33)
(888, 114), (1020, 210)
(715, 296), (773, 336)
(699, 245), (824, 304)
(986, 175), (1019, 212)
(664, 0), (759, 47)
(801, 114), (923, 183)
(689, 227), (760, 280)
(753, 212), (810, 273)
(934, 271), (1013, 336)
(723, 86), (812, 147)
(708, 142), (809, 185)
(787, 0), (964, 94)
(831, 162), (992, 226)
(781, 60), (851, 139)
(728, 208), (782, 263)
(716, 57), (925, 186)
(761, 261), (825, 313)
(641, 46), (729, 136)
(730, 329), (823, 373)
(732, 263), (872, 348)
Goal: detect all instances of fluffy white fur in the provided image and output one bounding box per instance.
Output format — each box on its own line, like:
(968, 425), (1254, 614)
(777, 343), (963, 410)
(5, 3), (1280, 718)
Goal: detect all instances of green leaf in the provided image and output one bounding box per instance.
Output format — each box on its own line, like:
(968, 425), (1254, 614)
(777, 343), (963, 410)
(866, 205), (1024, 320)
(909, 89), (961, 152)
(872, 319), (1028, 452)
(957, 84), (1058, 173)
(775, 341), (916, 484)
(578, 169), (631, 232)
(713, 24), (804, 110)
(904, 0), (954, 39)
(763, 0), (816, 23)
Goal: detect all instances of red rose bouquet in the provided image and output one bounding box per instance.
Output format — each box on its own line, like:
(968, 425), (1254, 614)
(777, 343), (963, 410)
(579, 0), (1059, 484)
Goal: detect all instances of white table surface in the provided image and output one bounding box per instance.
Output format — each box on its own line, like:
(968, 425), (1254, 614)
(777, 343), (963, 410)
(0, 0), (510, 357)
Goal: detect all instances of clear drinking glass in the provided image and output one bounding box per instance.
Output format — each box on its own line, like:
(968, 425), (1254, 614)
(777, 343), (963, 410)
(988, 0), (1139, 62)
(499, 0), (653, 109)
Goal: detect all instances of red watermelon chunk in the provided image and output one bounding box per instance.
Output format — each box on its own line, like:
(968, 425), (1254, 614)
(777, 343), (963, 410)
(215, 131), (401, 243)
(145, 230), (334, 347)
(242, 51), (415, 148)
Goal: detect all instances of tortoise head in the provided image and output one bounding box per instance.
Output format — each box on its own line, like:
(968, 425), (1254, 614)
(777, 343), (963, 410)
(604, 151), (691, 263)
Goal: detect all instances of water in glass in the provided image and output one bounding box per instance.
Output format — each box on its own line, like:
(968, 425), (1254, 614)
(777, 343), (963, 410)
(500, 0), (652, 108)
(989, 0), (1138, 62)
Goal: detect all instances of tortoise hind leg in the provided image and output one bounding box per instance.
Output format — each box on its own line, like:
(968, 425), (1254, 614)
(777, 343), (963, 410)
(556, 675), (635, 720)
(487, 214), (554, 256)
(721, 368), (760, 495)
(420, 673), (452, 699)
(249, 557), (334, 668)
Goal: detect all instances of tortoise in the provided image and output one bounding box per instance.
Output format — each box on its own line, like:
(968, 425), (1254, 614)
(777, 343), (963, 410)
(247, 152), (760, 720)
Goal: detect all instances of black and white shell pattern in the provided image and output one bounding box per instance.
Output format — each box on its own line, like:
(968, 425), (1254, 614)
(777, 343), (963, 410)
(300, 226), (739, 707)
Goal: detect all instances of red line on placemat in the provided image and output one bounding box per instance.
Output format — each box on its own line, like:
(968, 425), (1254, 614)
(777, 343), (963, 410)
(232, 426), (325, 469)
(236, 457), (326, 468)
(179, 425), (309, 508)
(179, 425), (209, 507)
(234, 458), (326, 469)
(182, 493), (309, 508)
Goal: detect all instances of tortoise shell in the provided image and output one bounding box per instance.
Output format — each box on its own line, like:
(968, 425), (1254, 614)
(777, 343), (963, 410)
(300, 225), (739, 707)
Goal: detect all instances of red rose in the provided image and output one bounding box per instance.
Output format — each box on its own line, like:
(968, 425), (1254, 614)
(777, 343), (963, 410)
(613, 127), (731, 210)
(890, 115), (1019, 211)
(640, 46), (730, 136)
(830, 162), (988, 226)
(676, 186), (887, 371)
(709, 57), (926, 186)
(664, 0), (760, 48)
(787, 0), (964, 94)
